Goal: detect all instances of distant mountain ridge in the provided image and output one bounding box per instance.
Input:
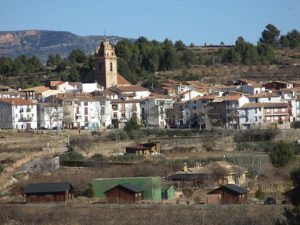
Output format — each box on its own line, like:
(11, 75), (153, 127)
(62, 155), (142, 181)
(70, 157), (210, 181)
(0, 30), (131, 62)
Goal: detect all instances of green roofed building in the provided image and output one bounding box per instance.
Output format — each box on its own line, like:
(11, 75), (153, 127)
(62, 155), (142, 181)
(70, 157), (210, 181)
(161, 185), (175, 200)
(92, 177), (162, 201)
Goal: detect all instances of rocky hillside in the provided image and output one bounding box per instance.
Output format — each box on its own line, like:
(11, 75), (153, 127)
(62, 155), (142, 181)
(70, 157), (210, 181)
(0, 30), (129, 62)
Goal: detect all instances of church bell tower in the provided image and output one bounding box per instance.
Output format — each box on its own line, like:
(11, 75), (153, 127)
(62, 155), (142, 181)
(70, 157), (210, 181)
(94, 38), (118, 89)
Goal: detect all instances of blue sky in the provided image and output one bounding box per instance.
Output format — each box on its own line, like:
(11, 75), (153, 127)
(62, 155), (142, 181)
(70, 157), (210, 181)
(1, 0), (299, 45)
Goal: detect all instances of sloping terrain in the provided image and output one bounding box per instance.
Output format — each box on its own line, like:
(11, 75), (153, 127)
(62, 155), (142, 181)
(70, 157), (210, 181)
(0, 30), (129, 62)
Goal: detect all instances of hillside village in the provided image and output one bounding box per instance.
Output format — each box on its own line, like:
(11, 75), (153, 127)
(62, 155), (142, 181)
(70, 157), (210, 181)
(0, 38), (299, 131)
(0, 38), (300, 225)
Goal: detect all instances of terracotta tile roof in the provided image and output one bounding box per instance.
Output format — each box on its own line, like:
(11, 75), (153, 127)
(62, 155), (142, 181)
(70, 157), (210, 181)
(111, 85), (148, 92)
(184, 81), (206, 87)
(0, 85), (10, 90)
(0, 98), (35, 105)
(280, 88), (300, 93)
(212, 95), (241, 102)
(191, 95), (217, 101)
(21, 86), (50, 93)
(240, 102), (288, 109)
(50, 81), (64, 87)
(117, 74), (131, 86)
(111, 99), (141, 104)
(249, 92), (280, 98)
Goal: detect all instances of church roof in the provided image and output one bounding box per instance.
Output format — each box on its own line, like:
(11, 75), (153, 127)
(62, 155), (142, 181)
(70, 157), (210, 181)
(117, 74), (131, 86)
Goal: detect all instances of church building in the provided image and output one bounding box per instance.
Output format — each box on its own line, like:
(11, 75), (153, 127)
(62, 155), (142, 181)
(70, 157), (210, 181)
(94, 38), (131, 89)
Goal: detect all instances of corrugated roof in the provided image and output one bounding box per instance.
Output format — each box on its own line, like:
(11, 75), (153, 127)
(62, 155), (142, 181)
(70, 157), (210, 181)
(24, 183), (72, 194)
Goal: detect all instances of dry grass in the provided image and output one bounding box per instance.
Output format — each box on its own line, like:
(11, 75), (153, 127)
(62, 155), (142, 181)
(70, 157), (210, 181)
(0, 204), (286, 225)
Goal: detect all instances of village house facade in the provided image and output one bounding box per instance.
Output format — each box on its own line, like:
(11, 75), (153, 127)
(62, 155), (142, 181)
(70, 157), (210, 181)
(0, 98), (38, 129)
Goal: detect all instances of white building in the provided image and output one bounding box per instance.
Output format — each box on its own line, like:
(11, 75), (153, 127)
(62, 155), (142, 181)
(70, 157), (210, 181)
(108, 85), (150, 100)
(0, 98), (37, 129)
(111, 99), (141, 128)
(74, 95), (112, 130)
(239, 102), (290, 129)
(239, 81), (265, 95)
(57, 93), (111, 130)
(177, 89), (204, 102)
(82, 83), (103, 93)
(249, 92), (282, 103)
(140, 95), (174, 128)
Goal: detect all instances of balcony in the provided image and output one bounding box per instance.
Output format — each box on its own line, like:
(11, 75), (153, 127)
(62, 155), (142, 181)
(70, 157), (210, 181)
(19, 117), (32, 122)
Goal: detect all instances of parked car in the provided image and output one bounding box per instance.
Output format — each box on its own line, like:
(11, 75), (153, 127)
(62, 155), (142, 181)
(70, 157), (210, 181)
(107, 124), (115, 129)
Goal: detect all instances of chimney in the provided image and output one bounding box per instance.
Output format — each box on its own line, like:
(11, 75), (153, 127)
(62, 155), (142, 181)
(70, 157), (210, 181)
(195, 162), (201, 169)
(183, 162), (188, 172)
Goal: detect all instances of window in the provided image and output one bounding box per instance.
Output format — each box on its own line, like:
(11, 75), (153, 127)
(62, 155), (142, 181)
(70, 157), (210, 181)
(194, 100), (196, 104)
(84, 102), (88, 106)
(121, 113), (126, 118)
(255, 116), (257, 122)
(85, 116), (88, 122)
(193, 106), (196, 110)
(101, 107), (105, 115)
(110, 62), (113, 72)
(84, 108), (88, 115)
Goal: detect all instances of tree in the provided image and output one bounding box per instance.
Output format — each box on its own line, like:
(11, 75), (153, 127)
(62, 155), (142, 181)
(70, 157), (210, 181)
(175, 40), (186, 51)
(68, 49), (86, 64)
(181, 49), (196, 65)
(68, 67), (80, 81)
(0, 57), (13, 74)
(257, 43), (275, 64)
(162, 39), (180, 70)
(43, 97), (63, 129)
(47, 54), (62, 67)
(269, 141), (295, 167)
(276, 167), (300, 225)
(259, 24), (280, 47)
(290, 167), (300, 187)
(124, 118), (141, 132)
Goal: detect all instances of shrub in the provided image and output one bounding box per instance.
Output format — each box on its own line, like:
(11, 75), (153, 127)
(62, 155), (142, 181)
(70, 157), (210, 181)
(255, 189), (265, 200)
(91, 131), (101, 136)
(269, 141), (296, 167)
(234, 129), (279, 142)
(124, 118), (141, 132)
(91, 153), (104, 162)
(0, 164), (4, 174)
(60, 152), (85, 161)
(84, 183), (94, 198)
